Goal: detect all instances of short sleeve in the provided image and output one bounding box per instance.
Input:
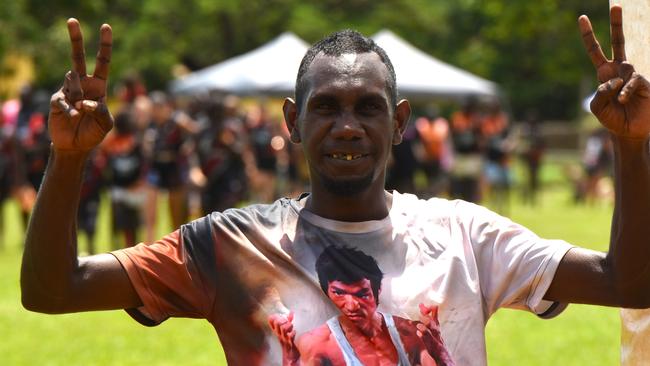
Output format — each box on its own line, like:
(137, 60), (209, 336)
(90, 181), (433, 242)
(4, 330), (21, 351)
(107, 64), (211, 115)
(452, 200), (574, 318)
(111, 216), (217, 325)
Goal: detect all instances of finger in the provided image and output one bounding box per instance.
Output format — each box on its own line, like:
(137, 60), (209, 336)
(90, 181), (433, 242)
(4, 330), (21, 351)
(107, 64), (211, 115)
(618, 73), (643, 104)
(579, 15), (608, 70)
(419, 303), (430, 316)
(287, 329), (296, 340)
(49, 90), (66, 114)
(93, 24), (112, 80)
(63, 71), (84, 103)
(279, 322), (294, 335)
(80, 98), (113, 133)
(67, 18), (87, 76)
(430, 305), (439, 320)
(610, 5), (626, 62)
(51, 94), (79, 118)
(416, 323), (427, 332)
(591, 78), (624, 115)
(619, 61), (635, 82)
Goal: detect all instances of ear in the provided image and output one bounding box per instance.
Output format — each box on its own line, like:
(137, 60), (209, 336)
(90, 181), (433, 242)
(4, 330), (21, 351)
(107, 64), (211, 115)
(283, 97), (301, 143)
(392, 99), (411, 145)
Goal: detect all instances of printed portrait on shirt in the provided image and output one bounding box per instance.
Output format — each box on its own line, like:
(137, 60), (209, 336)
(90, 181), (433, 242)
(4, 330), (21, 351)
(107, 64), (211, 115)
(268, 245), (455, 366)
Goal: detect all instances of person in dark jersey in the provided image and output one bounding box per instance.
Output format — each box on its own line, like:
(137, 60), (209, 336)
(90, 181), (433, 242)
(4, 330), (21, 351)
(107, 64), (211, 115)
(101, 111), (147, 248)
(142, 91), (196, 240)
(20, 7), (650, 365)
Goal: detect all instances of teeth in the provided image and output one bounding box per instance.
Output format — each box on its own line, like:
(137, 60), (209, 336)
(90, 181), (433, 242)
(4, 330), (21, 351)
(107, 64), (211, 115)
(330, 153), (362, 160)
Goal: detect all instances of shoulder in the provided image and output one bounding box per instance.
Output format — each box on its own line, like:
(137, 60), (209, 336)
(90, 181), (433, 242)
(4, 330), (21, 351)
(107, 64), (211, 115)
(297, 323), (337, 358)
(298, 323), (333, 345)
(391, 190), (458, 223)
(193, 196), (298, 232)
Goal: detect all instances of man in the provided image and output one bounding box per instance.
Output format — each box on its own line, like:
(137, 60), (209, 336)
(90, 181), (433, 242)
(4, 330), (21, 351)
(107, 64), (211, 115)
(20, 6), (650, 365)
(269, 245), (453, 365)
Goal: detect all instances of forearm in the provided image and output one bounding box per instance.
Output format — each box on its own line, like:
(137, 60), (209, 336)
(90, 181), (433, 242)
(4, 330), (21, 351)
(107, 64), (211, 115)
(21, 146), (88, 311)
(607, 133), (650, 306)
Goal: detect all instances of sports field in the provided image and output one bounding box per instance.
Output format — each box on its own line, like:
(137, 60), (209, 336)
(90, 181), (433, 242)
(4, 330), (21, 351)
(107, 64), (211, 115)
(0, 172), (618, 365)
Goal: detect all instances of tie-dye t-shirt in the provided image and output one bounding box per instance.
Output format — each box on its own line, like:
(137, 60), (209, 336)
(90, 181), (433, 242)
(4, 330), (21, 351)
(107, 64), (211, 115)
(111, 191), (573, 366)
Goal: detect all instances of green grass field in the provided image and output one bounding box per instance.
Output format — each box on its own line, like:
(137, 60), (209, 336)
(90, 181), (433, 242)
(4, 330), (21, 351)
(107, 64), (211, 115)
(0, 175), (619, 365)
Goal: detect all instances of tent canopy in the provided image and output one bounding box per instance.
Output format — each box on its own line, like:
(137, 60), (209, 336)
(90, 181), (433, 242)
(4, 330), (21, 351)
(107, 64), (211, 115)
(171, 30), (499, 100)
(371, 30), (498, 100)
(171, 32), (308, 95)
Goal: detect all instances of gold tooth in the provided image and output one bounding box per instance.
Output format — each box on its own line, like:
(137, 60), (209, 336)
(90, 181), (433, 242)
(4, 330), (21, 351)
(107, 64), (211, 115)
(346, 154), (352, 160)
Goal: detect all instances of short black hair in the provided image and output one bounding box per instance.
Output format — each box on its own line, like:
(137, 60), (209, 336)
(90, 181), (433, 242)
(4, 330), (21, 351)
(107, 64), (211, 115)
(295, 29), (397, 111)
(315, 245), (384, 304)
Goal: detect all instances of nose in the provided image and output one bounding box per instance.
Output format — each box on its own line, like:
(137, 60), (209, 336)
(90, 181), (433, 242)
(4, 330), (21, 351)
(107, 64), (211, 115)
(343, 295), (360, 311)
(330, 111), (364, 140)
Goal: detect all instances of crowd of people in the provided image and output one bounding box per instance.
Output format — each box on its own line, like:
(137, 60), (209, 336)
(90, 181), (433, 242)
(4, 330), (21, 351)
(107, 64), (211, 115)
(2, 75), (609, 251)
(0, 78), (305, 251)
(386, 97), (518, 213)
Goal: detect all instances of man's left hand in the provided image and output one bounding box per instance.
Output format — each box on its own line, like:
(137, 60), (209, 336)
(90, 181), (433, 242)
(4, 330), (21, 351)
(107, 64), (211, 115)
(581, 5), (650, 140)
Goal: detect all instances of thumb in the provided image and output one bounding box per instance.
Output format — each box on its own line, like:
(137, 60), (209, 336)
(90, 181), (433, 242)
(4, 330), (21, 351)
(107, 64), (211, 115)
(591, 78), (624, 115)
(76, 98), (113, 133)
(419, 303), (430, 316)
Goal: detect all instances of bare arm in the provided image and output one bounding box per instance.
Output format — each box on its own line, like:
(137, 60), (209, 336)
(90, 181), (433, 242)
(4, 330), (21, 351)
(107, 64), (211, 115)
(545, 6), (650, 307)
(20, 19), (141, 313)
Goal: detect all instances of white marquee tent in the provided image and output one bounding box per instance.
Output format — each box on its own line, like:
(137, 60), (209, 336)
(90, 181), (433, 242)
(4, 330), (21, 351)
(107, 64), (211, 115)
(171, 30), (499, 99)
(170, 32), (309, 95)
(371, 29), (498, 100)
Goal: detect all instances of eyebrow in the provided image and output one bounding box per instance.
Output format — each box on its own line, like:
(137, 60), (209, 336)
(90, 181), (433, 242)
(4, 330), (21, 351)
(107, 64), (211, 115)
(308, 93), (338, 104)
(353, 289), (371, 297)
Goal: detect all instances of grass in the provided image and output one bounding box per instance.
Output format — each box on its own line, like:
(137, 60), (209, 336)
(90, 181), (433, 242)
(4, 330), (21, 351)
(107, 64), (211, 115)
(0, 174), (619, 365)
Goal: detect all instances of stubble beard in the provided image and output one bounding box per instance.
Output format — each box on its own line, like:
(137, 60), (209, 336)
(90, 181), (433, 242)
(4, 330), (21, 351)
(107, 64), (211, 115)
(320, 171), (375, 196)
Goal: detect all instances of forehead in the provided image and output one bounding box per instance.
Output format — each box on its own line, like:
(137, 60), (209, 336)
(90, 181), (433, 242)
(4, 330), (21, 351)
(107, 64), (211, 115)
(303, 52), (391, 99)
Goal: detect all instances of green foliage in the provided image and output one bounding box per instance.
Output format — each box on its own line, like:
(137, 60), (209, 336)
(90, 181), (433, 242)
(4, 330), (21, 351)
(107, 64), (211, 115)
(1, 0), (611, 119)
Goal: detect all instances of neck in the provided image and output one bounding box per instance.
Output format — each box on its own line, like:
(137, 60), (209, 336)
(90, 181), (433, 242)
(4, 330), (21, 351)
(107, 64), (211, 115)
(305, 185), (392, 222)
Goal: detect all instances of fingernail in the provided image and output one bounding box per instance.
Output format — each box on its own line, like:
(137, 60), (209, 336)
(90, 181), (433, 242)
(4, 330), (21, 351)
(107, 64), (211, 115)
(83, 100), (98, 111)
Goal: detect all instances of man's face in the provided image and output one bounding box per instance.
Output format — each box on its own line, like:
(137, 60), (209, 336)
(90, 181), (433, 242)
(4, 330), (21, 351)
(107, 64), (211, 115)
(327, 279), (378, 329)
(286, 52), (407, 196)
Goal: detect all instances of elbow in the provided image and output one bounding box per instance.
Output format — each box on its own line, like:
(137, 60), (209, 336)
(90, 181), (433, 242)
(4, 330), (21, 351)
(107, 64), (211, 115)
(21, 292), (48, 313)
(20, 276), (70, 314)
(21, 286), (67, 314)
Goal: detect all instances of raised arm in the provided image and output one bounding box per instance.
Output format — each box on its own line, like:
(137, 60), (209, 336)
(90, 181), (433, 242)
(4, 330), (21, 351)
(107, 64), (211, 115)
(21, 19), (141, 313)
(545, 5), (650, 307)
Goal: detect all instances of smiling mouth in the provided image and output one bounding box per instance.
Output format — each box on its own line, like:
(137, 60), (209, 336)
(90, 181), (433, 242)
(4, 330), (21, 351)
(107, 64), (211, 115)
(328, 153), (366, 161)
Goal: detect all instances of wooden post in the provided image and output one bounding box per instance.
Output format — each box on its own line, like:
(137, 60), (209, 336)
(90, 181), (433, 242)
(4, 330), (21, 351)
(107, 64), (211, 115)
(611, 1), (650, 365)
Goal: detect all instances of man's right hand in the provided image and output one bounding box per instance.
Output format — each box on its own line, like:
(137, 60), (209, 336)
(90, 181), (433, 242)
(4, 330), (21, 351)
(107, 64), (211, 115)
(268, 312), (301, 366)
(49, 19), (113, 152)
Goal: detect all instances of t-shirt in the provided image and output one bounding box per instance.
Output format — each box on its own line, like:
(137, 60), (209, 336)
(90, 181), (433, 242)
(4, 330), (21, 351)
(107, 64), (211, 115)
(112, 191), (573, 366)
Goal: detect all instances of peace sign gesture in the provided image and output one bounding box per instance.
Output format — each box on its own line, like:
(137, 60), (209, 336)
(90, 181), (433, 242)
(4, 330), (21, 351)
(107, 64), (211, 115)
(49, 19), (113, 152)
(580, 5), (650, 140)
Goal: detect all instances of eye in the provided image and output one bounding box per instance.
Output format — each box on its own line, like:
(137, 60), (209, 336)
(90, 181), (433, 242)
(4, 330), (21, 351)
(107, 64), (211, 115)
(315, 102), (336, 114)
(358, 101), (384, 115)
(354, 290), (371, 299)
